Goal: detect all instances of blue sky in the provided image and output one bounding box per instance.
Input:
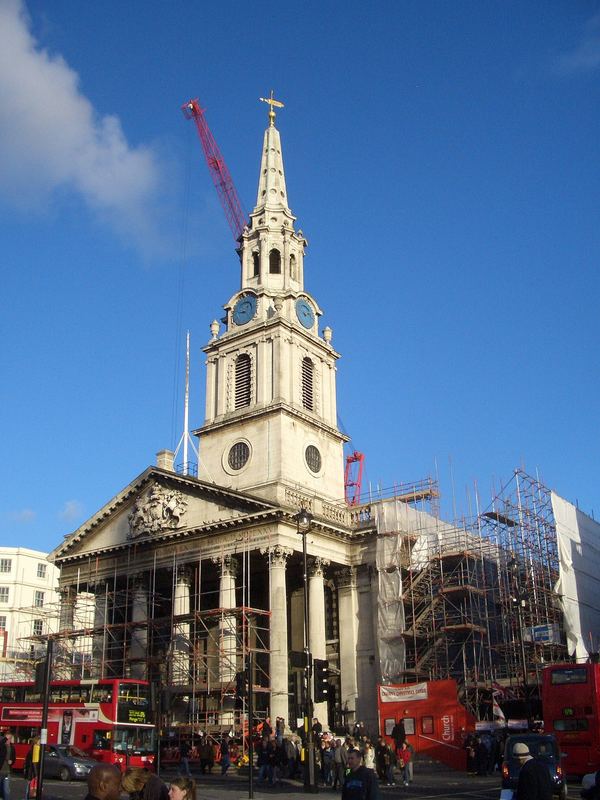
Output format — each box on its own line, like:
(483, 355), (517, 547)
(1, 0), (599, 551)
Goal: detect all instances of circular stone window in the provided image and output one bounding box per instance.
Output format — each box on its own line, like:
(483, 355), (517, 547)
(228, 441), (250, 471)
(305, 445), (322, 474)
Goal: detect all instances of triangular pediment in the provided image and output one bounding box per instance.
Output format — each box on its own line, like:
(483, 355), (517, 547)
(49, 467), (278, 564)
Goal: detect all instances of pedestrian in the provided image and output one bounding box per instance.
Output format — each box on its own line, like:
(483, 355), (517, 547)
(121, 767), (169, 800)
(178, 739), (192, 777)
(332, 739), (348, 791)
(24, 737), (40, 800)
(275, 717), (285, 746)
(363, 741), (375, 771)
(199, 736), (214, 774)
(341, 748), (380, 800)
(397, 742), (412, 787)
(321, 739), (334, 786)
(513, 742), (553, 800)
(390, 719), (405, 753)
(0, 732), (14, 800)
(402, 739), (415, 784)
(220, 734), (231, 776)
(581, 769), (600, 800)
(167, 777), (195, 800)
(85, 764), (122, 800)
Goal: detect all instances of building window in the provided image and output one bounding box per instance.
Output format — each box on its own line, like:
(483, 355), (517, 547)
(0, 560), (11, 574)
(290, 254), (296, 280)
(235, 354), (252, 409)
(0, 588), (8, 604)
(0, 616), (6, 630)
(37, 563), (47, 579)
(34, 591), (44, 608)
(33, 620), (43, 636)
(228, 442), (250, 471)
(269, 248), (281, 274)
(252, 252), (260, 277)
(301, 357), (314, 411)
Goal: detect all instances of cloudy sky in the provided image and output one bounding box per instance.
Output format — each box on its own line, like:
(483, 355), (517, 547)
(1, 0), (599, 550)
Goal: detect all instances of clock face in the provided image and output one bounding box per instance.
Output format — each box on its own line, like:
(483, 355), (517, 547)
(296, 298), (315, 329)
(232, 294), (257, 326)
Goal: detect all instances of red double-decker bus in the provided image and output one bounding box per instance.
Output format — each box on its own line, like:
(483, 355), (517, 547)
(542, 662), (600, 776)
(0, 678), (155, 772)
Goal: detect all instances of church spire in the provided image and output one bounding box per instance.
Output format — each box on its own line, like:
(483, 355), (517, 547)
(238, 93), (306, 292)
(254, 92), (290, 215)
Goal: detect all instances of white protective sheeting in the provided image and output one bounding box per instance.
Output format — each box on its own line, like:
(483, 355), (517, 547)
(551, 492), (600, 661)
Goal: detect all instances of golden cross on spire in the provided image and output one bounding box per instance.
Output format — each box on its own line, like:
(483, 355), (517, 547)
(259, 90), (284, 126)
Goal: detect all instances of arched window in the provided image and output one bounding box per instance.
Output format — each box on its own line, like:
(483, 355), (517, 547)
(269, 248), (281, 274)
(252, 252), (260, 277)
(290, 254), (296, 280)
(301, 357), (314, 411)
(235, 354), (251, 409)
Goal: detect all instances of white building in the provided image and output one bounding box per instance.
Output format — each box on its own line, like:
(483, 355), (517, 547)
(0, 547), (60, 679)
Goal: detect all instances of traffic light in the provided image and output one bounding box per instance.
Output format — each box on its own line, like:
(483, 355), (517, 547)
(313, 658), (329, 703)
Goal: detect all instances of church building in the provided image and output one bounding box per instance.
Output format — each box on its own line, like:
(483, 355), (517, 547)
(49, 100), (403, 736)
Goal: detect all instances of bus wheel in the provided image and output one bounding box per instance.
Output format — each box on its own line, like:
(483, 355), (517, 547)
(59, 766), (71, 781)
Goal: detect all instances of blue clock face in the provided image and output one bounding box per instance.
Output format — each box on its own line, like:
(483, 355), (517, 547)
(296, 298), (315, 329)
(232, 294), (257, 325)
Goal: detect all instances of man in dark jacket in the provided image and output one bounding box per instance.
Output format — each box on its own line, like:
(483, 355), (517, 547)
(342, 749), (379, 800)
(514, 742), (553, 800)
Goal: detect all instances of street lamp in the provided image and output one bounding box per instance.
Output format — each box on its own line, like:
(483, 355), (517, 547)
(508, 556), (532, 729)
(294, 507), (317, 792)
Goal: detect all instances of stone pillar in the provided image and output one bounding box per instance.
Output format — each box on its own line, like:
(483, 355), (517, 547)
(336, 567), (359, 729)
(212, 555), (238, 727)
(55, 587), (76, 679)
(92, 581), (108, 679)
(172, 566), (192, 685)
(261, 545), (292, 724)
(128, 576), (148, 680)
(309, 556), (329, 725)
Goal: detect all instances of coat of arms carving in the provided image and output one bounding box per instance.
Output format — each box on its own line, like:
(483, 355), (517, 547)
(128, 484), (188, 538)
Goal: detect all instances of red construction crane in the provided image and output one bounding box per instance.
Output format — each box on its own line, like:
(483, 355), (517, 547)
(182, 98), (247, 241)
(344, 451), (365, 506)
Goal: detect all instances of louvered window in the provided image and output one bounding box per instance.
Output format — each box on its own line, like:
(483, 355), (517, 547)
(252, 252), (260, 277)
(290, 254), (296, 280)
(301, 357), (314, 411)
(269, 248), (281, 274)
(235, 354), (252, 408)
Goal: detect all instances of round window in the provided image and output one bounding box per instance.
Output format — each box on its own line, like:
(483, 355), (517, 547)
(228, 441), (250, 471)
(305, 445), (322, 474)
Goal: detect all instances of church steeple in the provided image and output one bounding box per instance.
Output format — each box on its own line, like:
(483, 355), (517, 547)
(238, 95), (306, 293)
(195, 99), (348, 506)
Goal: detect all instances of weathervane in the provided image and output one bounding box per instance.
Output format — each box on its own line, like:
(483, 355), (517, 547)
(259, 90), (284, 126)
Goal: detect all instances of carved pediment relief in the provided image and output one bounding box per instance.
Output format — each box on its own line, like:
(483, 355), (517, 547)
(128, 485), (188, 538)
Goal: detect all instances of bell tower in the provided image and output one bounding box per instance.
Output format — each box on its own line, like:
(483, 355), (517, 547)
(195, 95), (348, 505)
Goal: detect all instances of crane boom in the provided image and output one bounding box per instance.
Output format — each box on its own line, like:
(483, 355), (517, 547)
(182, 98), (247, 241)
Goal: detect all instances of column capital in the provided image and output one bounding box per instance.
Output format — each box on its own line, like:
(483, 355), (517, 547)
(309, 556), (330, 578)
(260, 545), (293, 567)
(335, 566), (357, 589)
(176, 565), (193, 585)
(212, 554), (238, 578)
(59, 586), (77, 602)
(132, 574), (148, 591)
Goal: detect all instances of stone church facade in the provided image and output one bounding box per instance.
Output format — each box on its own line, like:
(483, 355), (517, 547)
(49, 105), (397, 735)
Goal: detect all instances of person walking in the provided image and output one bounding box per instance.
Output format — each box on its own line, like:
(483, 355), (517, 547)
(397, 742), (412, 787)
(332, 739), (348, 791)
(342, 749), (380, 800)
(513, 742), (553, 800)
(178, 739), (192, 778)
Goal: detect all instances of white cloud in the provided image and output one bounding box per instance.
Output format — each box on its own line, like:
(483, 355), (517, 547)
(59, 500), (84, 522)
(0, 0), (166, 253)
(9, 508), (36, 524)
(555, 12), (600, 74)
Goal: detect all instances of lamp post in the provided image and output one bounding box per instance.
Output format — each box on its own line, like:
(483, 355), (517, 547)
(295, 507), (317, 792)
(508, 557), (532, 729)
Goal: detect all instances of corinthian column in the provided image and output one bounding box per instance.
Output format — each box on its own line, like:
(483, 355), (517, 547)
(172, 566), (192, 685)
(212, 555), (238, 726)
(261, 545), (292, 724)
(309, 556), (329, 724)
(92, 580), (108, 679)
(336, 567), (359, 728)
(128, 576), (148, 680)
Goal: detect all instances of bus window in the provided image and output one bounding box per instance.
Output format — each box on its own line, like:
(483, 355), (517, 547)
(112, 727), (155, 754)
(0, 687), (17, 702)
(91, 687), (112, 704)
(22, 689), (41, 703)
(551, 668), (588, 685)
(14, 727), (38, 744)
(93, 730), (111, 750)
(77, 687), (91, 702)
(554, 718), (590, 731)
